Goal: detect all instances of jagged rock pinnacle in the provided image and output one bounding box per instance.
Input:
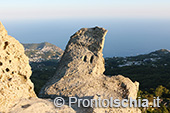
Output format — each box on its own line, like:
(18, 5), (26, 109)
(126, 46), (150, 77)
(39, 26), (141, 113)
(0, 21), (8, 36)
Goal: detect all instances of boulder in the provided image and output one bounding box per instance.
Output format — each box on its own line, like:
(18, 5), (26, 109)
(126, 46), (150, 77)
(39, 26), (141, 113)
(0, 22), (77, 113)
(0, 22), (36, 112)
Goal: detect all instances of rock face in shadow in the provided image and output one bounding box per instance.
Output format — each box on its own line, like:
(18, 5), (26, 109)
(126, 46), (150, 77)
(39, 27), (141, 113)
(0, 22), (36, 112)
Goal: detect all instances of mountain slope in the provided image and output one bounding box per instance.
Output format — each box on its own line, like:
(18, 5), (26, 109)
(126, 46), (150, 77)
(105, 49), (170, 90)
(22, 42), (63, 62)
(21, 42), (63, 94)
(22, 44), (170, 112)
(105, 49), (170, 68)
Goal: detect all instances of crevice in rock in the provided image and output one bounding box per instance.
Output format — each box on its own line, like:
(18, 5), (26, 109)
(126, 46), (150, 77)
(4, 41), (9, 50)
(6, 51), (10, 55)
(8, 78), (12, 81)
(2, 70), (5, 73)
(21, 104), (31, 109)
(5, 68), (10, 72)
(29, 86), (33, 92)
(24, 76), (27, 80)
(18, 72), (28, 83)
(90, 55), (94, 63)
(83, 55), (87, 62)
(0, 62), (2, 66)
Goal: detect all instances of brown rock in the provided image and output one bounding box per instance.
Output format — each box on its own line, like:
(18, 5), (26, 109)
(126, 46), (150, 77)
(0, 22), (36, 112)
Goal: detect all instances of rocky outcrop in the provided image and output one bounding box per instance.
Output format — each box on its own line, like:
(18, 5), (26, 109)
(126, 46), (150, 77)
(0, 22), (36, 112)
(0, 22), (141, 112)
(39, 27), (141, 112)
(0, 22), (74, 113)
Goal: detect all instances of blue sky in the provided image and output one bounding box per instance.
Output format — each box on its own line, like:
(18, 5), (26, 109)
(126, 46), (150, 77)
(1, 0), (170, 20)
(1, 0), (170, 57)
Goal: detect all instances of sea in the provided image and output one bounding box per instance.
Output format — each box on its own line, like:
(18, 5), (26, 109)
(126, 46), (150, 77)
(2, 18), (170, 57)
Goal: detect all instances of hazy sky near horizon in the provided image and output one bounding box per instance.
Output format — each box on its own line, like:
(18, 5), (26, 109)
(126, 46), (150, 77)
(1, 1), (170, 57)
(0, 0), (170, 20)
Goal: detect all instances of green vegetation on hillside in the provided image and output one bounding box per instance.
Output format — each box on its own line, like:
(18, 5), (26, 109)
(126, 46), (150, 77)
(30, 60), (59, 94)
(23, 42), (63, 62)
(104, 49), (170, 113)
(23, 45), (170, 113)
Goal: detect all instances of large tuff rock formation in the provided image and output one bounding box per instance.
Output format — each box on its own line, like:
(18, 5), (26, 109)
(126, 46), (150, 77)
(0, 22), (75, 113)
(0, 22), (36, 112)
(39, 27), (141, 113)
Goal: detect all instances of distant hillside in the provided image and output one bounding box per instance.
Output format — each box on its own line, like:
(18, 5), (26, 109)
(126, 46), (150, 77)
(22, 45), (170, 112)
(105, 49), (170, 90)
(105, 49), (170, 68)
(22, 42), (63, 62)
(105, 49), (170, 112)
(22, 42), (63, 94)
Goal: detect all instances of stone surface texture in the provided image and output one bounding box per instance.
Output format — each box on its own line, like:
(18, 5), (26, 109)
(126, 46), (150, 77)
(0, 22), (141, 112)
(9, 98), (75, 113)
(0, 22), (78, 113)
(39, 26), (141, 113)
(0, 22), (37, 112)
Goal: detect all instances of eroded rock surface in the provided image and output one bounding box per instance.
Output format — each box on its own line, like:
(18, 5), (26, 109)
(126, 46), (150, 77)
(0, 22), (76, 113)
(9, 98), (75, 113)
(39, 27), (141, 113)
(0, 22), (37, 112)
